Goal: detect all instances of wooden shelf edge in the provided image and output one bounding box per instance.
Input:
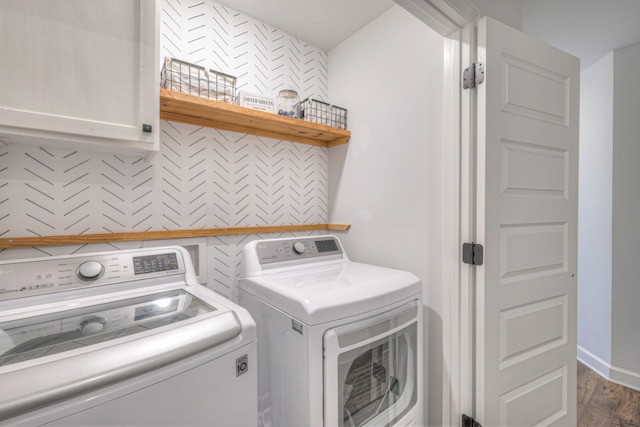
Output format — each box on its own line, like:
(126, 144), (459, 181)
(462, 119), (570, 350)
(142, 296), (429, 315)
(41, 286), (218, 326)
(160, 89), (350, 147)
(0, 224), (352, 248)
(327, 224), (351, 231)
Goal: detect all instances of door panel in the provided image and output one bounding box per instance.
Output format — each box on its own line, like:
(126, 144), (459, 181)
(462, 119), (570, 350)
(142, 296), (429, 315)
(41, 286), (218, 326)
(475, 16), (579, 426)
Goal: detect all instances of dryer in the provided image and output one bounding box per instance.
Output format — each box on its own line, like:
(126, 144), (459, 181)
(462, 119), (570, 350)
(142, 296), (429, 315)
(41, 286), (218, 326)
(238, 235), (423, 427)
(0, 246), (257, 426)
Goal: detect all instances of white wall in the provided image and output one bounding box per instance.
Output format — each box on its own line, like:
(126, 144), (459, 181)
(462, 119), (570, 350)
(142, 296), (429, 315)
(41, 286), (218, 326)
(521, 0), (640, 70)
(611, 42), (640, 387)
(327, 5), (444, 425)
(577, 52), (613, 374)
(576, 42), (640, 391)
(472, 0), (522, 30)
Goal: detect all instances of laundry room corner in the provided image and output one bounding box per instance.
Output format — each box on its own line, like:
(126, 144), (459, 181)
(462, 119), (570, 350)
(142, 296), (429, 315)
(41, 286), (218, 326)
(326, 5), (446, 426)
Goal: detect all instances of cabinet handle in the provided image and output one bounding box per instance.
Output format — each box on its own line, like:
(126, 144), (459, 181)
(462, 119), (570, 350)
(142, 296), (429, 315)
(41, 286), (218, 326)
(142, 123), (153, 133)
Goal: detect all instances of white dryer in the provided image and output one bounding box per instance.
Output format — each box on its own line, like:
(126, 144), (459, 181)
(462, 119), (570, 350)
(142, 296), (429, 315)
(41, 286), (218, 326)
(0, 246), (257, 426)
(238, 236), (423, 427)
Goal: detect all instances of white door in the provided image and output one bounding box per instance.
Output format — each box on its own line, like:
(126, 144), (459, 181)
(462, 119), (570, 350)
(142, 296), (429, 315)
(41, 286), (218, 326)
(474, 16), (579, 426)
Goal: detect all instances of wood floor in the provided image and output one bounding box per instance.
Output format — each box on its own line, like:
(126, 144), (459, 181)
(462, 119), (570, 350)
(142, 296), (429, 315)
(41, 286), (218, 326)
(578, 361), (640, 426)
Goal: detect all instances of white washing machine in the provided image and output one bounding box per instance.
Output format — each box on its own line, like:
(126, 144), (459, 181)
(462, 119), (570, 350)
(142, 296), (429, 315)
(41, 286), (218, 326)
(237, 236), (423, 427)
(0, 246), (257, 426)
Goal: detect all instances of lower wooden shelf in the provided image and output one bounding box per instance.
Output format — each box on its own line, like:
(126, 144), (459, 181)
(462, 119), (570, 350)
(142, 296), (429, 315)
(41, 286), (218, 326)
(0, 224), (351, 248)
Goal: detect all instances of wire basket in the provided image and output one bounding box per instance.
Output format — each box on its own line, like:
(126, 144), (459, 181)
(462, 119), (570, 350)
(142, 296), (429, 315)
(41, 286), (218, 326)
(298, 98), (348, 129)
(161, 57), (236, 103)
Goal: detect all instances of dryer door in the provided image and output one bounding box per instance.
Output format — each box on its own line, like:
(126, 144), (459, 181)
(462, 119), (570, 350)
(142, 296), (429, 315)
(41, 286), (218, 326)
(323, 301), (421, 427)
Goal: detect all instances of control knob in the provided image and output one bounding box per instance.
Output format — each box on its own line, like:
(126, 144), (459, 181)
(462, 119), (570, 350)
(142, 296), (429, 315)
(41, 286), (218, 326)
(77, 261), (104, 281)
(78, 316), (107, 335)
(293, 242), (306, 254)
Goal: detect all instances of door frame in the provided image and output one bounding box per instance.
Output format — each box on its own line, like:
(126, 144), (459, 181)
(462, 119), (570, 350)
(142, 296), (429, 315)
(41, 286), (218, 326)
(394, 0), (478, 424)
(397, 3), (579, 425)
(415, 5), (478, 426)
(442, 23), (476, 425)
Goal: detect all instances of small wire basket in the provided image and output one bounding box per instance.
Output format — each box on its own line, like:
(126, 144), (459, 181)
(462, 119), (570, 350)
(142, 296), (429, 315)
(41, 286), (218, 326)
(298, 98), (348, 129)
(161, 57), (236, 103)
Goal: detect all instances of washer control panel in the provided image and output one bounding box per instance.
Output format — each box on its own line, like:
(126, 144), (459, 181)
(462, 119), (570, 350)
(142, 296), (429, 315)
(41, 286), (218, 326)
(0, 248), (185, 301)
(255, 236), (343, 265)
(77, 261), (105, 281)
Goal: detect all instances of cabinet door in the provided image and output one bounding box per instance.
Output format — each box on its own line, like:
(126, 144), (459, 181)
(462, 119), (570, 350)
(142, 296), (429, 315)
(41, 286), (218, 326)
(0, 0), (159, 156)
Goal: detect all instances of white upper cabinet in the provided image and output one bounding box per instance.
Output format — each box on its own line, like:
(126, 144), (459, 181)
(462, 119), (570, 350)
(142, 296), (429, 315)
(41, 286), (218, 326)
(0, 0), (159, 157)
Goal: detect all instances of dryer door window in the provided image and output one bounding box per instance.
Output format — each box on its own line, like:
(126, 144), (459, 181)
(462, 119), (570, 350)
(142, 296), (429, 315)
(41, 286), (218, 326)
(323, 301), (420, 427)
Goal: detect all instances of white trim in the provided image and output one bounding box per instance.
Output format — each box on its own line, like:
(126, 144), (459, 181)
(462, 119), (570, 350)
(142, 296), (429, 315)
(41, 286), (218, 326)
(442, 31), (461, 427)
(441, 21), (475, 424)
(577, 346), (611, 379)
(459, 21), (476, 423)
(436, 13), (476, 427)
(394, 0), (479, 36)
(610, 365), (640, 393)
(578, 346), (640, 393)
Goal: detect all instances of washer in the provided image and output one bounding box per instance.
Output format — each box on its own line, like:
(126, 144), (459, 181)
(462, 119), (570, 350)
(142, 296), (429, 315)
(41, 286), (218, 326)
(0, 246), (257, 426)
(238, 235), (423, 427)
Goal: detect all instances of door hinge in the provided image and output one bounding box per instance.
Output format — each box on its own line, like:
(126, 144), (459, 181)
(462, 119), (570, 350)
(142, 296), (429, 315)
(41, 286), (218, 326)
(463, 62), (485, 89)
(462, 414), (482, 427)
(462, 242), (484, 266)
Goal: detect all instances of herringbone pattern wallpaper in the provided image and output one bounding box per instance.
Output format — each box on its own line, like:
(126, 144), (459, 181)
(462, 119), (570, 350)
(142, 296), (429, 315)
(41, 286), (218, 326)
(161, 0), (328, 99)
(0, 0), (330, 295)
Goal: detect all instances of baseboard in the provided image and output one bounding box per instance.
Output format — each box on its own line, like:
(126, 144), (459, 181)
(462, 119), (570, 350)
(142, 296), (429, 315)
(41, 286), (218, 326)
(578, 345), (640, 392)
(577, 346), (611, 378)
(610, 365), (640, 392)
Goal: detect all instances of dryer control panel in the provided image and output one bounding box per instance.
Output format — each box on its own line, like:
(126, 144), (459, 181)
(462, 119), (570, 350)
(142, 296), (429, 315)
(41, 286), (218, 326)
(255, 236), (344, 265)
(0, 247), (187, 301)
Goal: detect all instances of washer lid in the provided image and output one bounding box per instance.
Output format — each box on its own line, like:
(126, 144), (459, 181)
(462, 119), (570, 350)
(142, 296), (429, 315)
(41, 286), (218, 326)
(238, 261), (422, 325)
(0, 284), (254, 421)
(0, 289), (222, 367)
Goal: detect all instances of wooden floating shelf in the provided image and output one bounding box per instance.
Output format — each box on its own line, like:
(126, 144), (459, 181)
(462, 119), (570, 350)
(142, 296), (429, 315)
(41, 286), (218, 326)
(160, 89), (350, 147)
(0, 224), (352, 249)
